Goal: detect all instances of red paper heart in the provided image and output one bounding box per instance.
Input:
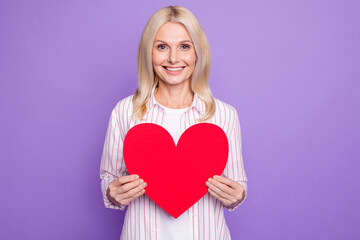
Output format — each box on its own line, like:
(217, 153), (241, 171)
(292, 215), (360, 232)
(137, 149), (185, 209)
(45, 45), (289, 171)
(123, 123), (228, 218)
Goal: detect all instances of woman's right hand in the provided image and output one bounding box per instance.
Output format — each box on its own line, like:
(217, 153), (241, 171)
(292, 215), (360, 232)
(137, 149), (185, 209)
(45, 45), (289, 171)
(106, 174), (147, 206)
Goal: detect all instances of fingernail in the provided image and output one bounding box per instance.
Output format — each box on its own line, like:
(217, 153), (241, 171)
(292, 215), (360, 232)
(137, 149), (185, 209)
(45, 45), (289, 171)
(213, 175), (218, 179)
(139, 179), (143, 183)
(208, 178), (212, 182)
(134, 175), (139, 179)
(142, 182), (147, 187)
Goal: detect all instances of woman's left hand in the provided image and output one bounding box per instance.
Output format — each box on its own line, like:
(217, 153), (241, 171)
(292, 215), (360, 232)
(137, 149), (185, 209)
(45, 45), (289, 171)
(205, 175), (245, 208)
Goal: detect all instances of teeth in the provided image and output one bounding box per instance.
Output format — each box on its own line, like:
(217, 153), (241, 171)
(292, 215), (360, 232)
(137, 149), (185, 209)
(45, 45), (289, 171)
(165, 67), (183, 71)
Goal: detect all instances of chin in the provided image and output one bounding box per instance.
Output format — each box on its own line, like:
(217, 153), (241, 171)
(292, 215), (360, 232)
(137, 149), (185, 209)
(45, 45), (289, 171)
(159, 77), (190, 86)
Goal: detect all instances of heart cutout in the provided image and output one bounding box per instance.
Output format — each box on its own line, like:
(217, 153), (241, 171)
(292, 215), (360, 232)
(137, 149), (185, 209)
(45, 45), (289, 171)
(123, 123), (229, 218)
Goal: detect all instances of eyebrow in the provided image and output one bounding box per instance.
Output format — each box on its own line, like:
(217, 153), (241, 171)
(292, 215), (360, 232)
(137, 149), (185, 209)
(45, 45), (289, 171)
(154, 40), (193, 45)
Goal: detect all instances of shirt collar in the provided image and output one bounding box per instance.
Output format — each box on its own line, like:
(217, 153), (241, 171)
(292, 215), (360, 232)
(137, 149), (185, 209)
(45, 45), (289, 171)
(146, 87), (206, 116)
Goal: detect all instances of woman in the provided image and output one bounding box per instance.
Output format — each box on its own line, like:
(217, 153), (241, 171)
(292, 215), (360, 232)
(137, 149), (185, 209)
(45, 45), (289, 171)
(100, 6), (248, 240)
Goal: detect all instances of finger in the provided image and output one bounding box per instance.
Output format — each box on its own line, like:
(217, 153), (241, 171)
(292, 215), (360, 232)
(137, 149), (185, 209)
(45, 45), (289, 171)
(119, 188), (146, 206)
(207, 178), (234, 196)
(208, 188), (231, 206)
(118, 178), (144, 194)
(120, 181), (147, 199)
(206, 179), (233, 200)
(110, 174), (139, 187)
(127, 188), (146, 204)
(213, 175), (239, 189)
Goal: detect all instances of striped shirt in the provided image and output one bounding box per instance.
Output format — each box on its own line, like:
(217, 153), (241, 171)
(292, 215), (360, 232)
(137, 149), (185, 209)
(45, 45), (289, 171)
(100, 91), (248, 240)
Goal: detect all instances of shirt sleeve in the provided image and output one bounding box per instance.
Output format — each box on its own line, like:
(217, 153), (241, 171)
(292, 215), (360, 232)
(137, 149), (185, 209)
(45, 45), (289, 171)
(100, 106), (129, 211)
(222, 109), (248, 212)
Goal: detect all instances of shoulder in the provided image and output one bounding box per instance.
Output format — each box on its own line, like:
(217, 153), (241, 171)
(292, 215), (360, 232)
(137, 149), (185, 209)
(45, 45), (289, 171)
(213, 97), (239, 120)
(211, 97), (240, 135)
(113, 95), (134, 112)
(111, 94), (134, 121)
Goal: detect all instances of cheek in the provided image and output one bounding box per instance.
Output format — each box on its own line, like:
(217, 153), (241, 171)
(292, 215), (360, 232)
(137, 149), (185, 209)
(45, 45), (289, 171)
(152, 51), (166, 66)
(152, 52), (164, 77)
(183, 52), (196, 67)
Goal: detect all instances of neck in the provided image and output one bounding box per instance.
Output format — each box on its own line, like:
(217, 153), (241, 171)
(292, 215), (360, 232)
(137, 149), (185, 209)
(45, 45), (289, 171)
(154, 81), (194, 109)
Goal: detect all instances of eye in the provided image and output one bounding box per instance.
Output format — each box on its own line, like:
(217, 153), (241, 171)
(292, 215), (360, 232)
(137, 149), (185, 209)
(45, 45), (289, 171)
(157, 44), (167, 50)
(180, 44), (191, 50)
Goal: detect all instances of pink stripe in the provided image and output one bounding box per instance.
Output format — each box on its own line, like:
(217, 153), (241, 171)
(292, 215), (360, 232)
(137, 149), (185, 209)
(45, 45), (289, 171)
(203, 197), (205, 240)
(188, 109), (191, 126)
(144, 196), (146, 240)
(150, 102), (155, 123)
(208, 194), (210, 240)
(155, 106), (160, 124)
(217, 199), (222, 229)
(201, 97), (205, 114)
(216, 100), (219, 124)
(125, 97), (131, 128)
(128, 204), (131, 239)
(187, 111), (191, 129)
(214, 199), (218, 240)
(134, 200), (137, 240)
(155, 204), (157, 240)
(219, 213), (224, 240)
(149, 198), (151, 240)
(120, 98), (126, 141)
(106, 115), (113, 172)
(130, 203), (133, 239)
(192, 207), (195, 240)
(230, 118), (236, 179)
(184, 112), (187, 129)
(138, 198), (140, 240)
(109, 123), (117, 173)
(104, 117), (111, 171)
(226, 107), (232, 135)
(116, 107), (123, 176)
(161, 111), (164, 126)
(198, 202), (200, 240)
(222, 102), (227, 132)
(233, 128), (240, 180)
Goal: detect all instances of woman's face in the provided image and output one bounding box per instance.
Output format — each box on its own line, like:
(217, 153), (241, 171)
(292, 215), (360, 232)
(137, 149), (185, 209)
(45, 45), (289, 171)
(152, 22), (196, 87)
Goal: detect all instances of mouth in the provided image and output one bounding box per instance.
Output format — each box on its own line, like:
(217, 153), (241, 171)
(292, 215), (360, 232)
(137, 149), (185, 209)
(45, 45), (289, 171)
(162, 66), (186, 72)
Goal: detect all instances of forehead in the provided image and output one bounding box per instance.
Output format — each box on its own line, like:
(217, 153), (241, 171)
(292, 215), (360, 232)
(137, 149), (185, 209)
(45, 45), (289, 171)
(154, 22), (192, 42)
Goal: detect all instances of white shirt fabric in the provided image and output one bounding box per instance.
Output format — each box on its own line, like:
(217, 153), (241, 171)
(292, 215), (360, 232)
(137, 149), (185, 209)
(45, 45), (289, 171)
(157, 104), (191, 240)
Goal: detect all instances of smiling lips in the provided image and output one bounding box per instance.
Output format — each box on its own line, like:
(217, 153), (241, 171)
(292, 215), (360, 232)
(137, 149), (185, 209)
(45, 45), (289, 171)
(162, 66), (185, 75)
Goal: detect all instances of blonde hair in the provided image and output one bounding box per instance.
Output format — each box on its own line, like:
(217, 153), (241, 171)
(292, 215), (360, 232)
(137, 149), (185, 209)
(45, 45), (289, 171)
(132, 6), (215, 121)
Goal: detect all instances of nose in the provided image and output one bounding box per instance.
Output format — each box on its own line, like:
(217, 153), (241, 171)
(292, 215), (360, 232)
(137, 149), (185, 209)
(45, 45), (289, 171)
(168, 49), (179, 64)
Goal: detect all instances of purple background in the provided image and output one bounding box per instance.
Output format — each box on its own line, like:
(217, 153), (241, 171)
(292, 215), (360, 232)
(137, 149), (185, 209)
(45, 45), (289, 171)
(1, 0), (359, 239)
